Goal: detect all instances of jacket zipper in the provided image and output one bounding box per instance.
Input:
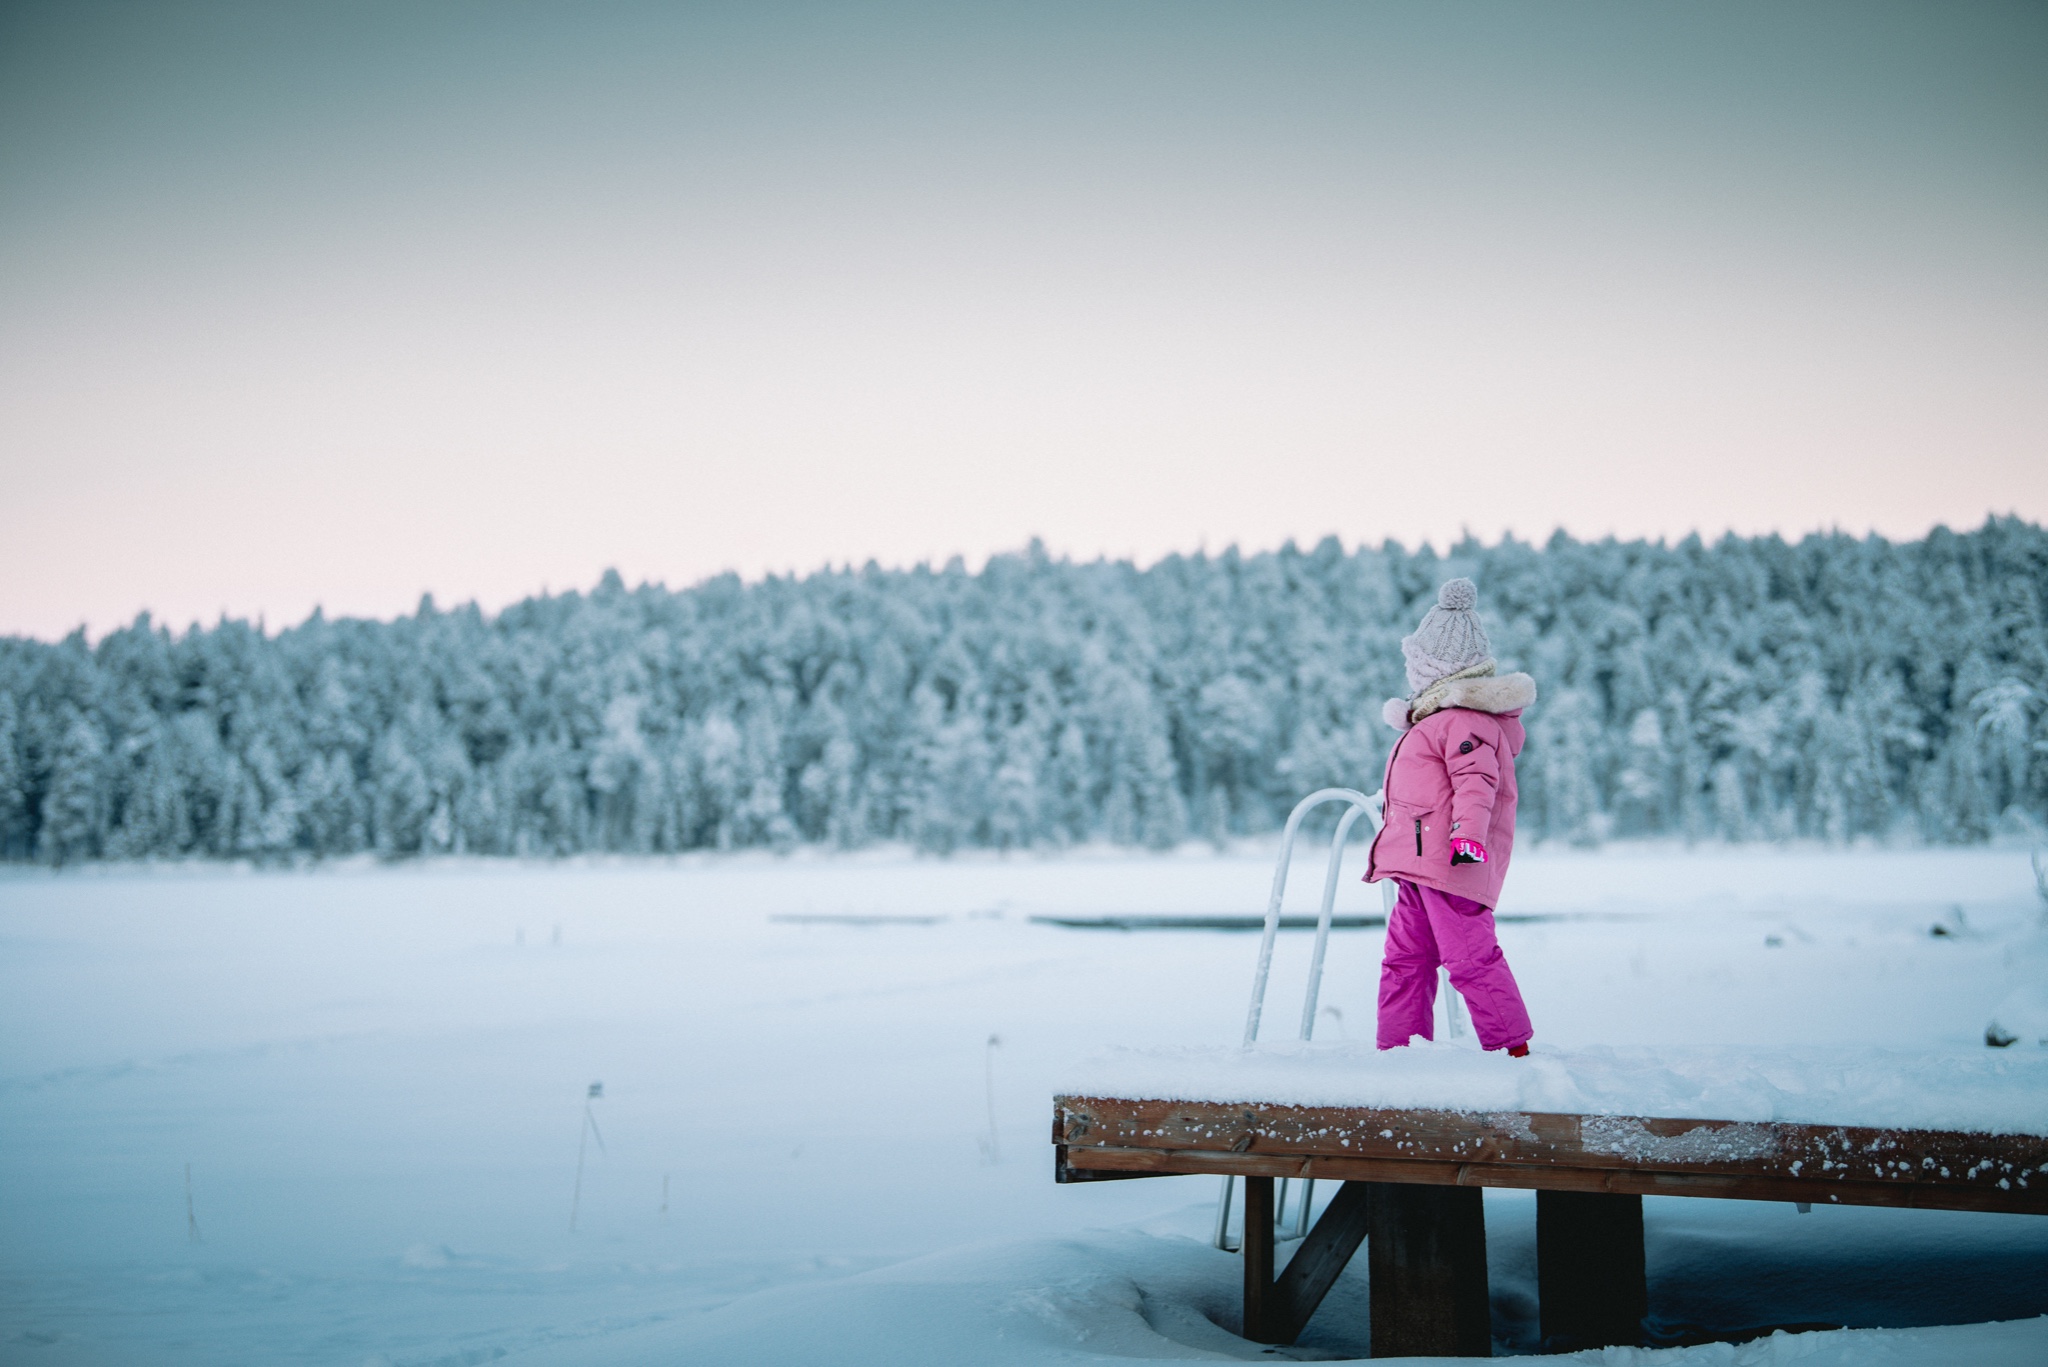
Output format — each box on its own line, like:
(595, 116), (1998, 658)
(1414, 818), (1423, 856)
(1367, 725), (1419, 883)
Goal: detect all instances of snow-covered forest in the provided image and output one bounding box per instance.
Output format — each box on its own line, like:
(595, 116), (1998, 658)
(2, 521), (2043, 865)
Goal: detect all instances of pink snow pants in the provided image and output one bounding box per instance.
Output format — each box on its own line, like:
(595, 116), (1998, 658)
(1376, 879), (1533, 1052)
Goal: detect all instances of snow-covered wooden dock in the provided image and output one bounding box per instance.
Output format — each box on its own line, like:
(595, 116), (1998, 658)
(1052, 1046), (2048, 1355)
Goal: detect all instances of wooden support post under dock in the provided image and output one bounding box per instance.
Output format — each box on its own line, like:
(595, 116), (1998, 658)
(1237, 1179), (1378, 1346)
(1241, 1176), (1274, 1341)
(1367, 1182), (1491, 1357)
(1271, 1180), (1373, 1343)
(1538, 1190), (1647, 1351)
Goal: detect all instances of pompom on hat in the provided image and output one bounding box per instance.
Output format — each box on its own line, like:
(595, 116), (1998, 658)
(1401, 577), (1493, 695)
(1435, 577), (1478, 611)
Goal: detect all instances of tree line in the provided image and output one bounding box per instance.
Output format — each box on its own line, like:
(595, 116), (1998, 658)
(2, 520), (2043, 865)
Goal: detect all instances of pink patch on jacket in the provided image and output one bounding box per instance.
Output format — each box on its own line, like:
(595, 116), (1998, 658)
(1366, 705), (1525, 908)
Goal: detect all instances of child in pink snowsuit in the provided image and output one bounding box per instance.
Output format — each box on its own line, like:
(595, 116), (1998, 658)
(1365, 578), (1537, 1054)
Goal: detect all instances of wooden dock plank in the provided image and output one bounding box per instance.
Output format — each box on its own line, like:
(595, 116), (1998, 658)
(1054, 1095), (2048, 1215)
(1060, 1141), (2048, 1214)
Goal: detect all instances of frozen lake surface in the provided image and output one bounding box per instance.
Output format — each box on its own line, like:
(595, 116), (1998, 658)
(3, 844), (2047, 1364)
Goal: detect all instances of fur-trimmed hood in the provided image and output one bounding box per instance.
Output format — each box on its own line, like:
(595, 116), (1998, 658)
(1382, 671), (1537, 732)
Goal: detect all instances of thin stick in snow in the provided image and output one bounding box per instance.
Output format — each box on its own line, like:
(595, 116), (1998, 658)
(184, 1163), (202, 1245)
(978, 1034), (1002, 1164)
(569, 1081), (605, 1232)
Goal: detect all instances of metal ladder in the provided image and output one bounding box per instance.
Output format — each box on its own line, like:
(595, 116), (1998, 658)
(1211, 787), (1391, 1250)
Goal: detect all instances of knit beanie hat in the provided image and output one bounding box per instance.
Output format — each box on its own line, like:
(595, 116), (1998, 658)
(1401, 578), (1493, 695)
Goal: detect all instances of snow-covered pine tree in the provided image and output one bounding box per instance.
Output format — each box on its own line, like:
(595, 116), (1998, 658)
(1, 520), (2043, 861)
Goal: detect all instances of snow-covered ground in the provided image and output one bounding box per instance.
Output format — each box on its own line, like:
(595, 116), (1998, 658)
(2, 843), (2046, 1364)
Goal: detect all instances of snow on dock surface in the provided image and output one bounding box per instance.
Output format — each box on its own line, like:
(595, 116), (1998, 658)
(1062, 1040), (2048, 1136)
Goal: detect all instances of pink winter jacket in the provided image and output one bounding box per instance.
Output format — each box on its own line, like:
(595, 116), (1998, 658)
(1364, 672), (1536, 908)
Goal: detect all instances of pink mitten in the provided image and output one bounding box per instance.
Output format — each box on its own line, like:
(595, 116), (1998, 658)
(1449, 837), (1487, 866)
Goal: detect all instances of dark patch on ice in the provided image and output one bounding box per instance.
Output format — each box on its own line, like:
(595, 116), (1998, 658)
(768, 913), (947, 926)
(1030, 911), (1647, 931)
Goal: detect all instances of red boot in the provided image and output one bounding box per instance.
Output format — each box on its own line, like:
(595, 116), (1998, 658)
(1506, 1042), (1529, 1058)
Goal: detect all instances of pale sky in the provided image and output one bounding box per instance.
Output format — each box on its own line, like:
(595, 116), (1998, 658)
(2, 1), (2044, 640)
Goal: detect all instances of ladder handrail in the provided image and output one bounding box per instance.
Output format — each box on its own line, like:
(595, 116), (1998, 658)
(1241, 787), (1384, 1047)
(1217, 786), (1386, 1250)
(1299, 798), (1380, 1041)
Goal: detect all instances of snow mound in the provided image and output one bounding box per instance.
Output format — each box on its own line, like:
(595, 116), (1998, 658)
(1989, 984), (2048, 1048)
(1061, 1041), (2048, 1136)
(1560, 1319), (2048, 1367)
(500, 1232), (1267, 1365)
(488, 1227), (2048, 1366)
